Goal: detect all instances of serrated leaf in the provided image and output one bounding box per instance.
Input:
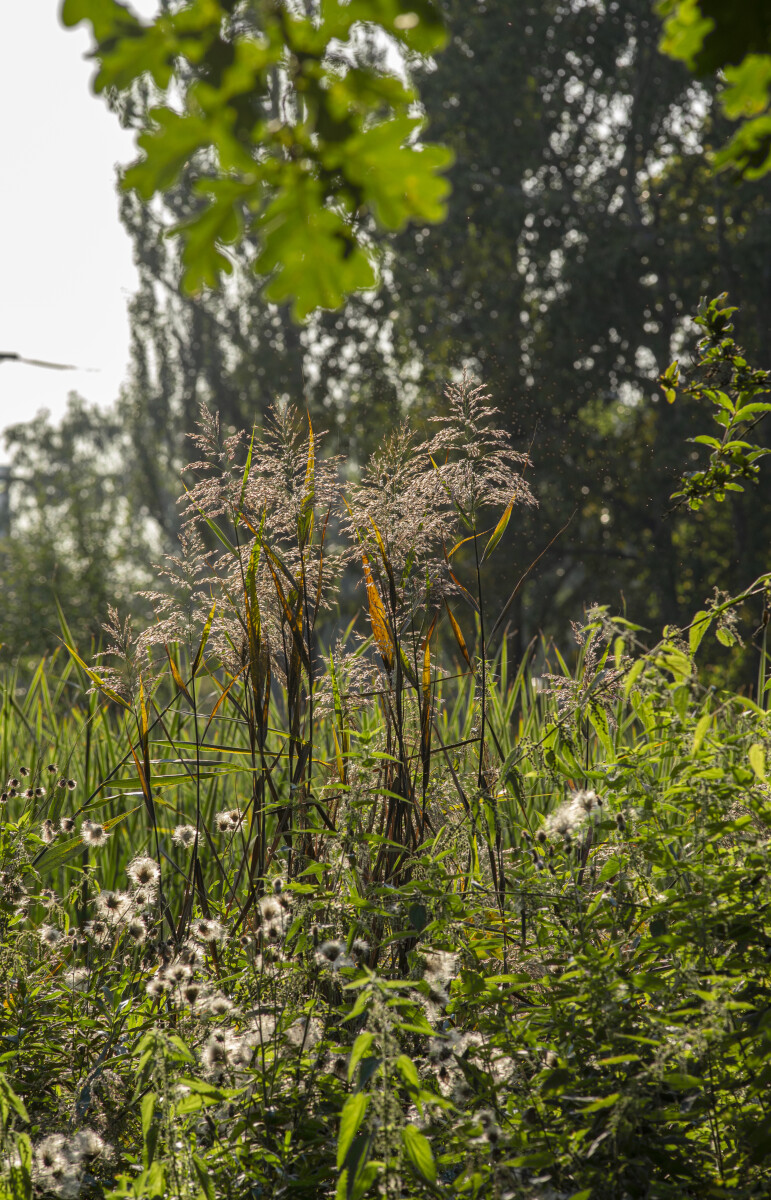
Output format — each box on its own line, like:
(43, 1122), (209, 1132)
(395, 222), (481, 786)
(749, 742), (766, 780)
(361, 553), (394, 671)
(348, 1033), (374, 1083)
(689, 610), (711, 655)
(402, 1124), (436, 1183)
(482, 494), (517, 562)
(337, 1093), (369, 1169)
(692, 711), (711, 753)
(395, 1054), (420, 1090)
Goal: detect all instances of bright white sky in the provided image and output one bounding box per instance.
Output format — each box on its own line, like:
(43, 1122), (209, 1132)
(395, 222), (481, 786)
(0, 2), (157, 463)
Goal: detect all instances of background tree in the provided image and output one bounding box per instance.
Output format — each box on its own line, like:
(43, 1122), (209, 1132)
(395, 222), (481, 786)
(318, 0), (771, 648)
(0, 396), (158, 655)
(4, 0), (770, 661)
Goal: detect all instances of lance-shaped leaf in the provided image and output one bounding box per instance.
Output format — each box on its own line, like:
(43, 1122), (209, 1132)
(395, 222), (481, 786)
(165, 646), (193, 704)
(297, 413), (315, 548)
(62, 643), (131, 710)
(337, 1093), (369, 1170)
(265, 557), (311, 674)
(482, 494), (517, 562)
(402, 1124), (436, 1184)
(203, 663), (248, 738)
(441, 540), (480, 614)
(192, 600), (217, 675)
(236, 427), (255, 521)
(420, 614), (438, 788)
(183, 483), (238, 555)
(368, 515), (396, 601)
(362, 553), (394, 670)
(445, 601), (473, 671)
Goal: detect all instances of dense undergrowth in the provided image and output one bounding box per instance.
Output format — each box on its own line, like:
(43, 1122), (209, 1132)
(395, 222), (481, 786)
(0, 378), (770, 1200)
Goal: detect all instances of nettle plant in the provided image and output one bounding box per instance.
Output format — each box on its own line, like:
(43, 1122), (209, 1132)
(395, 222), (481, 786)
(662, 294), (771, 511)
(0, 374), (770, 1199)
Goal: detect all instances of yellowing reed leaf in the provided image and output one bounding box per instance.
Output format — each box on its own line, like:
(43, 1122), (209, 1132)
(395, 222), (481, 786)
(362, 553), (394, 670)
(445, 602), (473, 670)
(482, 494), (516, 562)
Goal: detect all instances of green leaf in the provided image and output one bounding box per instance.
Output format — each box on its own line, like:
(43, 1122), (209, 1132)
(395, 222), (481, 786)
(689, 610), (711, 655)
(597, 856), (620, 884)
(122, 108), (212, 201)
(141, 1092), (156, 1141)
(61, 0), (139, 41)
(589, 707), (614, 758)
(348, 1033), (374, 1083)
(337, 1093), (369, 1170)
(623, 656), (646, 697)
(692, 711), (711, 753)
(174, 177), (253, 293)
(325, 115), (453, 231)
(482, 495), (517, 562)
(663, 1072), (702, 1090)
(581, 1092), (620, 1112)
(721, 55), (771, 121)
(395, 1054), (420, 1090)
(658, 0), (714, 70)
(402, 1124), (436, 1183)
(191, 1154), (215, 1200)
(62, 642), (131, 709)
(322, 0), (447, 56)
(749, 742), (766, 780)
(193, 599), (217, 673)
(0, 1074), (29, 1123)
(255, 176), (378, 321)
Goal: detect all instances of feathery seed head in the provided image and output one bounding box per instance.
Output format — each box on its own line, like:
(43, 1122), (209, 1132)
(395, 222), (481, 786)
(315, 939), (351, 969)
(172, 824), (197, 848)
(39, 923), (63, 948)
(127, 856), (160, 888)
(204, 992), (234, 1017)
(40, 819), (56, 844)
(191, 917), (224, 942)
(96, 890), (133, 925)
(127, 918), (147, 943)
(84, 919), (110, 942)
(81, 819), (110, 847)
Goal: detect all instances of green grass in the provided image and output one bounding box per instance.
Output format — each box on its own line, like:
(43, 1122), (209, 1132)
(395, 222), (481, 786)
(0, 395), (770, 1199)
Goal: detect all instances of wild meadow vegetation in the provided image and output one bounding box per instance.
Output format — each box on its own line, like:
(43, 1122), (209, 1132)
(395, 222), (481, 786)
(1, 349), (770, 1199)
(2, 1), (770, 1197)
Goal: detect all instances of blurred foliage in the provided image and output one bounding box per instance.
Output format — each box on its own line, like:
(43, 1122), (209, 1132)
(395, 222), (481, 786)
(658, 0), (771, 177)
(0, 497), (769, 1195)
(4, 0), (771, 676)
(61, 0), (451, 318)
(344, 0), (771, 647)
(663, 294), (771, 509)
(0, 396), (158, 656)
